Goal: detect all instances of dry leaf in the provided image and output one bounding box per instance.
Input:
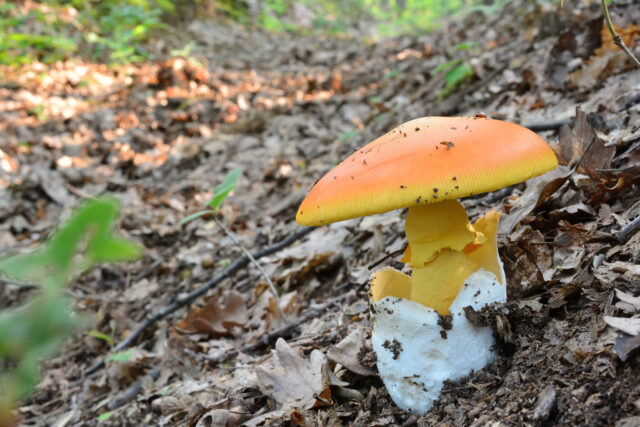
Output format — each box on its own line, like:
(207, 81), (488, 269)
(613, 334), (640, 362)
(569, 22), (640, 88)
(175, 291), (247, 337)
(615, 289), (640, 313)
(256, 338), (331, 410)
(606, 261), (640, 278)
(327, 327), (376, 377)
(501, 226), (554, 296)
(604, 316), (640, 336)
(556, 107), (615, 181)
(499, 165), (571, 235)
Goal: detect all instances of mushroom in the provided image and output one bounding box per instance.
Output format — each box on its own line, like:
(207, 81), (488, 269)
(296, 116), (558, 413)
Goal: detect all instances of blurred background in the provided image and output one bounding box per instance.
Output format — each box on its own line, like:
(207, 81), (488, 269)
(0, 0), (483, 65)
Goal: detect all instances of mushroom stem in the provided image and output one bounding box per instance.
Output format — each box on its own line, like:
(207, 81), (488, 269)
(371, 199), (504, 315)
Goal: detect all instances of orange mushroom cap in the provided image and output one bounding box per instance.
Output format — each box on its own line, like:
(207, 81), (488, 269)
(296, 116), (558, 226)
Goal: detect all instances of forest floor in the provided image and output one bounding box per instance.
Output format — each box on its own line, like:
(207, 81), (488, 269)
(2, 1), (640, 425)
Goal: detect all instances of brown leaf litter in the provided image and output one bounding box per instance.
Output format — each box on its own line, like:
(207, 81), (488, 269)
(2, 0), (640, 425)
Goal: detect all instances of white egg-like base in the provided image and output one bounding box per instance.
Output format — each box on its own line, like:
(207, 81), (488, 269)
(371, 269), (506, 414)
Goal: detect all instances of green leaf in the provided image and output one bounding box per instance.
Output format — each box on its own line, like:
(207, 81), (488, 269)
(438, 63), (475, 100)
(455, 41), (477, 51)
(206, 168), (243, 211)
(338, 130), (359, 142)
(87, 330), (114, 348)
(179, 210), (214, 225)
(0, 197), (141, 288)
(106, 349), (135, 363)
(0, 197), (140, 408)
(0, 292), (78, 402)
(97, 411), (113, 421)
(445, 63), (474, 86)
(432, 59), (462, 75)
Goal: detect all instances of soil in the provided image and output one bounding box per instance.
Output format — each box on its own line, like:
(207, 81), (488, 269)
(1, 0), (640, 426)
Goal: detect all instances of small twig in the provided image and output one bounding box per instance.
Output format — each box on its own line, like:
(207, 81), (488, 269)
(523, 119), (572, 132)
(367, 245), (407, 270)
(601, 0), (640, 68)
(214, 218), (287, 323)
(84, 226), (315, 376)
(618, 215), (640, 243)
(64, 183), (96, 200)
(108, 364), (161, 410)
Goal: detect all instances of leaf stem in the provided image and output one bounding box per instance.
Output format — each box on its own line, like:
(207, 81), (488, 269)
(213, 218), (288, 323)
(601, 0), (640, 68)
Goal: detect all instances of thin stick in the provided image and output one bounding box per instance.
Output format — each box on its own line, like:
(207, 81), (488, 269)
(367, 245), (407, 270)
(108, 364), (161, 410)
(213, 217), (287, 322)
(84, 226), (315, 376)
(105, 291), (352, 410)
(523, 119), (572, 132)
(601, 0), (640, 68)
(619, 215), (640, 243)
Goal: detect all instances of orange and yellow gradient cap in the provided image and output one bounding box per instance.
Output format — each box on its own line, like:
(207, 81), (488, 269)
(296, 116), (558, 226)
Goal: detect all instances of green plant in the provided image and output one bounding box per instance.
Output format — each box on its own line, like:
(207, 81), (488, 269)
(79, 0), (167, 63)
(0, 198), (141, 423)
(181, 167), (287, 320)
(0, 2), (76, 66)
(180, 167), (243, 224)
(226, 0), (481, 38)
(0, 0), (172, 66)
(435, 60), (475, 100)
(432, 40), (477, 100)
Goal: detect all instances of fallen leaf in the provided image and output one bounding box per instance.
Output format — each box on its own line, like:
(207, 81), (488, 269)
(501, 226), (554, 296)
(613, 334), (640, 362)
(126, 278), (159, 302)
(605, 261), (640, 278)
(569, 22), (640, 88)
(176, 291), (247, 337)
(195, 408), (230, 427)
(615, 289), (640, 313)
(262, 226), (349, 283)
(604, 316), (640, 336)
(499, 165), (571, 235)
(556, 107), (615, 181)
(0, 149), (19, 173)
(546, 17), (602, 88)
(257, 338), (331, 410)
(327, 327), (376, 377)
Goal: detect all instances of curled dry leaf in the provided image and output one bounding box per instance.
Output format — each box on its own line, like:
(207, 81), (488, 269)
(256, 338), (332, 410)
(606, 261), (640, 279)
(175, 291), (247, 337)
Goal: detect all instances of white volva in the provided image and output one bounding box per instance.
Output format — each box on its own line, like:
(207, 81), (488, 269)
(370, 268), (506, 414)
